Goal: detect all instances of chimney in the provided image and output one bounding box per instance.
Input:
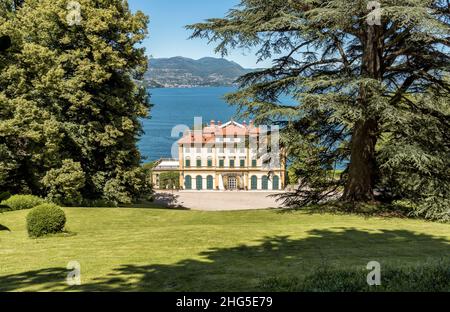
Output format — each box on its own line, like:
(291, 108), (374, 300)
(210, 120), (215, 126)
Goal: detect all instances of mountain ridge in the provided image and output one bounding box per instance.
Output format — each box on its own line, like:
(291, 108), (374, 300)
(144, 56), (257, 88)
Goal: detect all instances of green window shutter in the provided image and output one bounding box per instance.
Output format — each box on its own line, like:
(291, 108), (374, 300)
(230, 159), (235, 168)
(252, 159), (257, 167)
(206, 175), (214, 190)
(207, 159), (212, 167)
(184, 176), (192, 189)
(240, 159), (245, 167)
(219, 159), (224, 167)
(251, 176), (257, 190)
(196, 175), (202, 190)
(272, 175), (279, 190)
(262, 176), (268, 190)
(196, 159), (201, 167)
(185, 159), (190, 167)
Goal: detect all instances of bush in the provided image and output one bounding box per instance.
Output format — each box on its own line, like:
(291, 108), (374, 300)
(1, 194), (45, 211)
(258, 261), (450, 292)
(103, 167), (153, 205)
(0, 191), (11, 202)
(26, 204), (66, 237)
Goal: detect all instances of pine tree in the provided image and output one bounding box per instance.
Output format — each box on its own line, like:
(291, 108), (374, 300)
(188, 0), (449, 205)
(0, 0), (151, 204)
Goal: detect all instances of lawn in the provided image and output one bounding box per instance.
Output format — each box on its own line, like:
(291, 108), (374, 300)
(0, 207), (449, 291)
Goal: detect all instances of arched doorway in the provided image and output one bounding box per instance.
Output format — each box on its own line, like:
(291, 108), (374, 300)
(251, 175), (257, 190)
(262, 176), (268, 190)
(196, 175), (203, 190)
(206, 175), (214, 190)
(184, 175), (192, 190)
(228, 176), (237, 190)
(272, 175), (279, 190)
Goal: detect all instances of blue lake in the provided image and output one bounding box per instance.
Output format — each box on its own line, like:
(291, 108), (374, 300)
(139, 87), (238, 161)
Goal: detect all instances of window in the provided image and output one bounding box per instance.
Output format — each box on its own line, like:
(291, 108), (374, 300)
(262, 176), (268, 190)
(185, 158), (191, 167)
(240, 159), (245, 167)
(252, 159), (257, 167)
(207, 147), (213, 153)
(218, 147), (224, 154)
(196, 175), (203, 190)
(206, 175), (214, 190)
(196, 146), (201, 153)
(272, 175), (280, 190)
(251, 176), (257, 190)
(196, 158), (201, 167)
(219, 159), (224, 168)
(207, 158), (212, 167)
(184, 175), (192, 190)
(230, 159), (235, 168)
(185, 146), (190, 153)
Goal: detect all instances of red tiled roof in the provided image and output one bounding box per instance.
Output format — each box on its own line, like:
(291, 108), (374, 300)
(178, 120), (260, 145)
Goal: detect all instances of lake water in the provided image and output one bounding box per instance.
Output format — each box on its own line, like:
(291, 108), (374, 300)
(139, 87), (238, 161)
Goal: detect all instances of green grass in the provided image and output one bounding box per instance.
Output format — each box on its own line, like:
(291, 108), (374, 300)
(0, 207), (449, 291)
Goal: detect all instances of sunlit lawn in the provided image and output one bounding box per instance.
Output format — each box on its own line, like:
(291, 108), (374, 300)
(0, 207), (449, 291)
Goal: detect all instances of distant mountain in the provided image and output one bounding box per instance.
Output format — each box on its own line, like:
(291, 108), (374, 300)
(144, 56), (257, 88)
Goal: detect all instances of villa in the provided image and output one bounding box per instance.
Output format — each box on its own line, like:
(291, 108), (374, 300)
(152, 120), (286, 191)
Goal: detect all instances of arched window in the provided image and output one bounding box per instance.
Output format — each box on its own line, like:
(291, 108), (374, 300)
(272, 175), (279, 190)
(184, 175), (192, 190)
(196, 175), (203, 190)
(261, 175), (268, 190)
(206, 175), (214, 190)
(251, 175), (257, 190)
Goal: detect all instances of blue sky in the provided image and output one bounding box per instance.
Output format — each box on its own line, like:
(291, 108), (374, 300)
(128, 0), (271, 68)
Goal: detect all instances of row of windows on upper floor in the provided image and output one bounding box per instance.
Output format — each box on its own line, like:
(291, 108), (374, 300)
(184, 147), (255, 154)
(184, 158), (258, 168)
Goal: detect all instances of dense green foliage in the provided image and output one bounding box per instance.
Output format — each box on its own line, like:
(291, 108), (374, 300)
(26, 203), (66, 237)
(41, 159), (85, 205)
(259, 261), (450, 292)
(188, 0), (450, 220)
(378, 92), (450, 222)
(158, 172), (180, 189)
(0, 0), (152, 204)
(1, 194), (44, 211)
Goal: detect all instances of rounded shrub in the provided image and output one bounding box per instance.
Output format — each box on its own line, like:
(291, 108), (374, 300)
(26, 204), (66, 237)
(1, 194), (45, 211)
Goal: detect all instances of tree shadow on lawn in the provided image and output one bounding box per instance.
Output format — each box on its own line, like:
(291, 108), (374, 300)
(0, 224), (10, 231)
(1, 228), (449, 291)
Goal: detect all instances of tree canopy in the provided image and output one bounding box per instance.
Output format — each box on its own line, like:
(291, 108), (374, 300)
(0, 0), (151, 204)
(188, 0), (449, 219)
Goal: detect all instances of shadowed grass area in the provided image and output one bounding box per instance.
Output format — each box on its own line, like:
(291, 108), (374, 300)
(0, 208), (449, 291)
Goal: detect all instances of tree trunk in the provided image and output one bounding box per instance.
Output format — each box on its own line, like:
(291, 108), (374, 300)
(342, 23), (383, 202)
(342, 119), (378, 202)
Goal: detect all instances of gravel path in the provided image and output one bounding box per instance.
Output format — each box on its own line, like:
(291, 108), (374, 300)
(153, 190), (285, 211)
